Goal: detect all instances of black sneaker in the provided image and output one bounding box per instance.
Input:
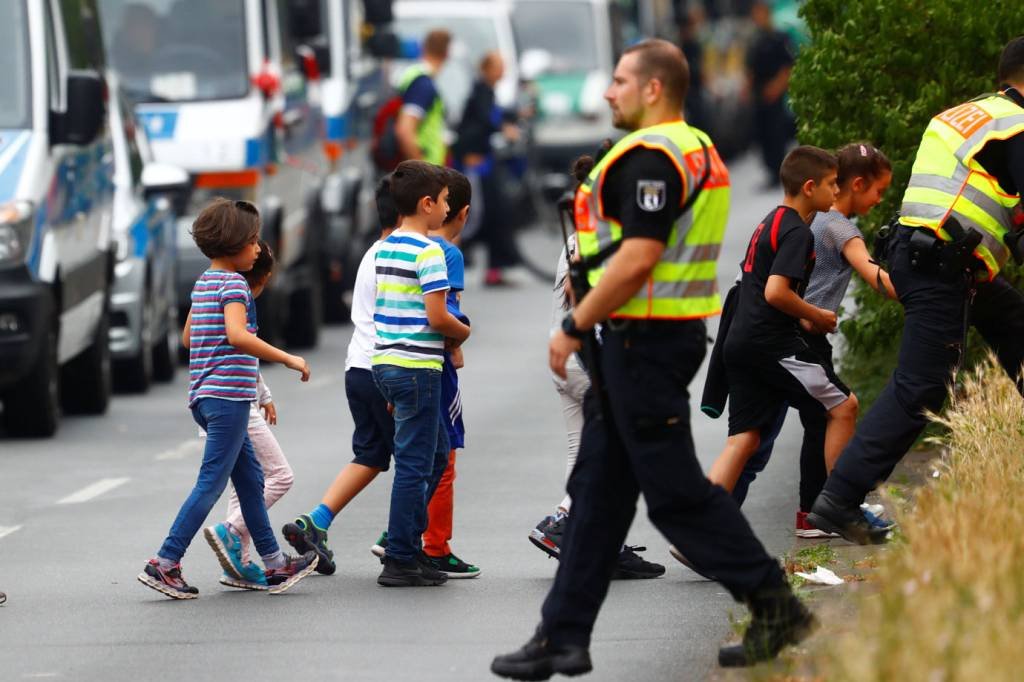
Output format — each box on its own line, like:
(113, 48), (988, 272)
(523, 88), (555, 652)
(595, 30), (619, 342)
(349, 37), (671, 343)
(718, 589), (818, 667)
(378, 555), (447, 587)
(613, 545), (665, 580)
(807, 491), (891, 545)
(137, 559), (199, 600)
(423, 551), (482, 579)
(282, 515), (336, 575)
(528, 513), (566, 559)
(264, 551), (319, 595)
(491, 628), (592, 680)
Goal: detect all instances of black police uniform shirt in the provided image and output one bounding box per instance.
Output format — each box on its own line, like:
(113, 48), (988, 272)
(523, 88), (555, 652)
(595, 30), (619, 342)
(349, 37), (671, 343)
(725, 206), (816, 362)
(599, 147), (685, 244)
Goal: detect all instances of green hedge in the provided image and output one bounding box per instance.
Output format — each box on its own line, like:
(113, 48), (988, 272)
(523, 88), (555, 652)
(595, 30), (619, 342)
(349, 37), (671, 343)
(789, 0), (1023, 407)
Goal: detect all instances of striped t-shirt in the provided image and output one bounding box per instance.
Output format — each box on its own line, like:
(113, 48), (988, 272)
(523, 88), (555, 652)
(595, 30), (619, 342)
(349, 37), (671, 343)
(187, 270), (259, 406)
(373, 231), (450, 370)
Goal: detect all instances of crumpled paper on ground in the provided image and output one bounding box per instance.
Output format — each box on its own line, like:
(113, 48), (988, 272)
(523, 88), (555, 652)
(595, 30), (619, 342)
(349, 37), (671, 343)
(794, 565), (844, 586)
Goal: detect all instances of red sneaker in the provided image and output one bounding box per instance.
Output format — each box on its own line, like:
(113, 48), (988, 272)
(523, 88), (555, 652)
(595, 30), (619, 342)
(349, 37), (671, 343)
(795, 511), (840, 539)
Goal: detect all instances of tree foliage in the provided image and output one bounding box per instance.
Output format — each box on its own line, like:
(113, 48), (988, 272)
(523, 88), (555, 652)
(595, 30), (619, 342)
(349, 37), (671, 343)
(789, 0), (1024, 406)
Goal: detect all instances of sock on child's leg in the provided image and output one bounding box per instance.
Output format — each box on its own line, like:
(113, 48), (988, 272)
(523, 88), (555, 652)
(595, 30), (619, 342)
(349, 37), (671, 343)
(262, 551), (286, 569)
(308, 503), (335, 531)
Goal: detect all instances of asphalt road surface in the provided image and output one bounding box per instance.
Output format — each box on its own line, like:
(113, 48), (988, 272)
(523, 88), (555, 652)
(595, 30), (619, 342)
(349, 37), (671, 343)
(0, 155), (810, 681)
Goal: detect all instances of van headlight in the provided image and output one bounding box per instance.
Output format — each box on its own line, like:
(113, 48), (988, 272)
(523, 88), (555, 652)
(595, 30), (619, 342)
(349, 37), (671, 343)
(0, 201), (34, 264)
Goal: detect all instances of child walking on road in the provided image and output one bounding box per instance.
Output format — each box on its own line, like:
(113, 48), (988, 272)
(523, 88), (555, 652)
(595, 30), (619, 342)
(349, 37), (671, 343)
(282, 177), (400, 574)
(138, 199), (317, 599)
(708, 147), (859, 493)
(372, 161), (470, 587)
(201, 242), (299, 589)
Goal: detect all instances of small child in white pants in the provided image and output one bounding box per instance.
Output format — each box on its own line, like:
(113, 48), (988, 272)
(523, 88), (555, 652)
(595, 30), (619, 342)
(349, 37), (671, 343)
(202, 241), (295, 589)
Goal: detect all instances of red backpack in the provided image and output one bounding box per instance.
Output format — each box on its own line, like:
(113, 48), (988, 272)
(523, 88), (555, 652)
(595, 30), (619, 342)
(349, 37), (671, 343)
(371, 94), (405, 172)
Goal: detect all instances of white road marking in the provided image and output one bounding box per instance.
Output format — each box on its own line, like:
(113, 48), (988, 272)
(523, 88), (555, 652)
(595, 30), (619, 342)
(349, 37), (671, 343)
(0, 525), (22, 540)
(155, 439), (203, 461)
(56, 478), (130, 505)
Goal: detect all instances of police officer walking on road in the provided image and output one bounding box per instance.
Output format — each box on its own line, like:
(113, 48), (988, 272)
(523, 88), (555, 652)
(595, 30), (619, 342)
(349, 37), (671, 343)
(809, 37), (1024, 544)
(491, 39), (815, 680)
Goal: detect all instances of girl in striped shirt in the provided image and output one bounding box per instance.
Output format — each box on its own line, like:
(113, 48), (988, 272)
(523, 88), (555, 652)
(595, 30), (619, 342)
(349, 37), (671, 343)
(138, 199), (315, 599)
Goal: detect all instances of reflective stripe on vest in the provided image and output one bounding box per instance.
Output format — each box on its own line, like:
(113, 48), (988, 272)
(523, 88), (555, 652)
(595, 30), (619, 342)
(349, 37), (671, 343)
(399, 64), (446, 166)
(575, 121), (730, 319)
(900, 93), (1024, 279)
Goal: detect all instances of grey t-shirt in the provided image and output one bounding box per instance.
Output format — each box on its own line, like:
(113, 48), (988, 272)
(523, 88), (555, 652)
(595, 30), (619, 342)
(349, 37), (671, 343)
(803, 209), (864, 313)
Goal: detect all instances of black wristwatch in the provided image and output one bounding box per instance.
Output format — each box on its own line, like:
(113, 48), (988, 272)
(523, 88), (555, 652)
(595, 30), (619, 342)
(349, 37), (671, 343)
(561, 313), (588, 340)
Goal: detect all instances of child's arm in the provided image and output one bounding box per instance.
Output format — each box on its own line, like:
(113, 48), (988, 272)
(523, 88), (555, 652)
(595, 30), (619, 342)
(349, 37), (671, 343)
(256, 372), (277, 424)
(842, 237), (897, 299)
(223, 302), (311, 381)
(181, 308), (193, 349)
(424, 291), (470, 343)
(451, 346), (465, 369)
(764, 275), (837, 332)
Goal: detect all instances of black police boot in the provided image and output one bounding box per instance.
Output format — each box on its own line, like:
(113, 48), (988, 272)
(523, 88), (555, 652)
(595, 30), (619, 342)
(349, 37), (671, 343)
(718, 588), (817, 667)
(491, 627), (593, 681)
(808, 490), (891, 545)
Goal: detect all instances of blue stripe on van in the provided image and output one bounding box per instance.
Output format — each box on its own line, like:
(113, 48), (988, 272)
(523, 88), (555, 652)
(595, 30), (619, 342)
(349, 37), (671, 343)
(137, 111), (178, 140)
(325, 114), (348, 141)
(0, 130), (32, 202)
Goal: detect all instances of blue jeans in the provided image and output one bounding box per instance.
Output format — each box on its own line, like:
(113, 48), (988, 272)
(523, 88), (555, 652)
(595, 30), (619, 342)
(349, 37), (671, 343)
(373, 365), (450, 564)
(158, 398), (279, 563)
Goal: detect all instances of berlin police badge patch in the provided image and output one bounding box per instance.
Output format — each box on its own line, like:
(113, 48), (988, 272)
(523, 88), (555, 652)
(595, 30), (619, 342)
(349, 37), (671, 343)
(636, 180), (666, 212)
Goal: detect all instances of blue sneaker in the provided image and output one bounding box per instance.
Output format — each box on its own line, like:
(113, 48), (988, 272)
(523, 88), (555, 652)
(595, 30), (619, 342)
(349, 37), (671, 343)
(862, 508), (895, 531)
(204, 524), (245, 580)
(219, 562), (269, 591)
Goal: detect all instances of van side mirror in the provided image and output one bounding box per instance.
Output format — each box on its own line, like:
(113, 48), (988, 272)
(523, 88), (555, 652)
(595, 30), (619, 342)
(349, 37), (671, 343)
(142, 163), (190, 209)
(286, 0), (322, 39)
(52, 70), (106, 146)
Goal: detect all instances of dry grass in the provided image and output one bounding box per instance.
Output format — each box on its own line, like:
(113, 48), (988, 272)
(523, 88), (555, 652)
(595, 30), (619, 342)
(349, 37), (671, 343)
(818, 356), (1024, 681)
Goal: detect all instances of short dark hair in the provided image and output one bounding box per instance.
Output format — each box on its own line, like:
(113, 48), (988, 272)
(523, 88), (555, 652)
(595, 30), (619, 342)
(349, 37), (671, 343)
(375, 174), (399, 230)
(622, 39), (689, 108)
(423, 30), (451, 60)
(998, 35), (1024, 85)
(244, 240), (275, 288)
(780, 146), (838, 196)
(444, 169), (471, 224)
(191, 198), (261, 259)
(390, 160), (446, 217)
(835, 142), (891, 188)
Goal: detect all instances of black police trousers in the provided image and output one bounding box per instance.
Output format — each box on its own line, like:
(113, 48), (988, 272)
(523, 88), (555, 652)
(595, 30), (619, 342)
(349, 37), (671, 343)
(540, 319), (786, 648)
(825, 229), (1024, 505)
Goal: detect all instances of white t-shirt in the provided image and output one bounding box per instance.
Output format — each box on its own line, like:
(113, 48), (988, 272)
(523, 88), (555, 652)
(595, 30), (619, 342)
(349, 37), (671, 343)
(345, 241), (381, 371)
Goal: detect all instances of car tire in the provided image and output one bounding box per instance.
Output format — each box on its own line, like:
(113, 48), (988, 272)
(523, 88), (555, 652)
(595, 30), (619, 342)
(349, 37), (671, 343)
(285, 278), (322, 349)
(2, 328), (60, 438)
(61, 306), (112, 415)
(115, 303), (153, 393)
(152, 309), (177, 383)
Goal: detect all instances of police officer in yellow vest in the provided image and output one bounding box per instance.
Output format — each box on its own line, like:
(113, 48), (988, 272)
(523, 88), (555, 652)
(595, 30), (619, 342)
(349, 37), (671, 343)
(492, 40), (814, 680)
(809, 37), (1024, 544)
(394, 30), (450, 165)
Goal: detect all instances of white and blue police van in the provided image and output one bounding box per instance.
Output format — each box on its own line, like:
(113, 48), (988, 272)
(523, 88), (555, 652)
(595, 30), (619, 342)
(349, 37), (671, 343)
(107, 77), (189, 392)
(0, 0), (115, 438)
(98, 0), (330, 348)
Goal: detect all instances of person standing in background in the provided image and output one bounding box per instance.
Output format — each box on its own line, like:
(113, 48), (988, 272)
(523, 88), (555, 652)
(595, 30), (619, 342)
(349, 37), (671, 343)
(395, 30), (451, 166)
(454, 51), (521, 286)
(746, 0), (795, 189)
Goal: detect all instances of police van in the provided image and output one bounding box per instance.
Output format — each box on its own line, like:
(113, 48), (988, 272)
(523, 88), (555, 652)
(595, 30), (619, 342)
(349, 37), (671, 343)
(0, 0), (115, 437)
(97, 0), (329, 348)
(107, 78), (189, 392)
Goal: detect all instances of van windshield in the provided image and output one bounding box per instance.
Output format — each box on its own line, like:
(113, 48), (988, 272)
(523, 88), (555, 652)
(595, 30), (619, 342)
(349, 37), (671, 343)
(512, 1), (600, 74)
(98, 0), (249, 102)
(0, 1), (31, 128)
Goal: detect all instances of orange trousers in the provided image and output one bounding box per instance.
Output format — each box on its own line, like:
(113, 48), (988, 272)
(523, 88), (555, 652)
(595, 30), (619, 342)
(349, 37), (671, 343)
(423, 450), (456, 556)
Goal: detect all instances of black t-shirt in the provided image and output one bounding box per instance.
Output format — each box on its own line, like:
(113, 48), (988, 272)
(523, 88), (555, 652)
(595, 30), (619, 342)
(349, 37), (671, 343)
(725, 206), (815, 362)
(973, 87), (1024, 197)
(746, 29), (794, 97)
(598, 147), (685, 244)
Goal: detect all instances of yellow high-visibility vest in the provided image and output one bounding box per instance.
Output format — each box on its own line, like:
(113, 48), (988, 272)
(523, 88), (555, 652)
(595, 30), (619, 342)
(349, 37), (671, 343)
(575, 120), (730, 319)
(900, 92), (1024, 280)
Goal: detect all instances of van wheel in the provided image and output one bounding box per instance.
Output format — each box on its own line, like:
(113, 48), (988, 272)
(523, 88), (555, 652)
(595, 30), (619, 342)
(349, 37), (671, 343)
(115, 303), (153, 393)
(61, 307), (112, 415)
(152, 323), (177, 383)
(285, 279), (322, 349)
(2, 329), (60, 437)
